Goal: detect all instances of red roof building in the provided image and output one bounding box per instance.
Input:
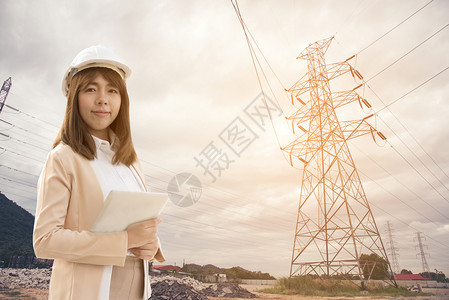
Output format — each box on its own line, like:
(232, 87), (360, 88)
(152, 265), (182, 272)
(394, 274), (431, 281)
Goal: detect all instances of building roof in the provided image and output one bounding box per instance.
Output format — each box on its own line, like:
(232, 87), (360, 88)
(152, 265), (182, 271)
(394, 274), (431, 280)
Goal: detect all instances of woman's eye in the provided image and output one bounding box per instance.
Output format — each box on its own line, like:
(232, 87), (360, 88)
(86, 88), (96, 92)
(110, 89), (119, 94)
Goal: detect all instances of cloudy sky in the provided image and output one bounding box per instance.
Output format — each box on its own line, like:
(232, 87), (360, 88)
(1, 0), (448, 278)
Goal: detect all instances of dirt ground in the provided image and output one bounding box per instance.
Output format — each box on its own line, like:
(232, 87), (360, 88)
(211, 288), (449, 300)
(1, 287), (448, 300)
(0, 288), (49, 300)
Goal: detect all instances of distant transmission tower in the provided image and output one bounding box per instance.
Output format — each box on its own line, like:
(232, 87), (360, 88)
(415, 232), (430, 275)
(385, 221), (400, 274)
(283, 37), (395, 286)
(0, 77), (12, 114)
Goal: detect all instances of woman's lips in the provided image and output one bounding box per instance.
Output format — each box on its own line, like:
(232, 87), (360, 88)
(92, 111), (110, 117)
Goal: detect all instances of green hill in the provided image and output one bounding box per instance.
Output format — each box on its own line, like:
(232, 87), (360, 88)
(0, 192), (35, 267)
(182, 263), (275, 280)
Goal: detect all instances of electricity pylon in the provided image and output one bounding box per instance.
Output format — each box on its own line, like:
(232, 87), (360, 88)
(282, 37), (395, 287)
(0, 77), (12, 114)
(415, 232), (430, 275)
(385, 221), (400, 274)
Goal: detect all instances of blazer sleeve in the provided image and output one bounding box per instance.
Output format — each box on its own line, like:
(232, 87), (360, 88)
(33, 149), (128, 266)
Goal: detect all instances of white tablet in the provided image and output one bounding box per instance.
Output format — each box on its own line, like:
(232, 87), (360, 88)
(90, 190), (168, 233)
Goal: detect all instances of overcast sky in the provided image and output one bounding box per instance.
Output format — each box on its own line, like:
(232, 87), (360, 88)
(1, 0), (448, 278)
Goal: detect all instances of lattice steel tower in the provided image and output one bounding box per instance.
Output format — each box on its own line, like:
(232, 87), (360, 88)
(385, 221), (400, 274)
(282, 38), (395, 286)
(415, 232), (430, 275)
(0, 77), (12, 114)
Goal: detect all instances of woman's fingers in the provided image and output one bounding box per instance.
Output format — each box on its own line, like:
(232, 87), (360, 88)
(130, 241), (159, 260)
(126, 218), (162, 249)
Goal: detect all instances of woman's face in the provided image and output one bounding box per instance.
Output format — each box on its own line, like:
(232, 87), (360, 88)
(78, 73), (121, 141)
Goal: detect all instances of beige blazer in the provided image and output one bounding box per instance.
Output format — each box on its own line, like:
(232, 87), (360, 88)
(33, 143), (164, 300)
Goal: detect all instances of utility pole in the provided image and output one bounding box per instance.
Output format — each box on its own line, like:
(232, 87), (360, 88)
(415, 232), (430, 276)
(385, 221), (400, 274)
(283, 37), (395, 287)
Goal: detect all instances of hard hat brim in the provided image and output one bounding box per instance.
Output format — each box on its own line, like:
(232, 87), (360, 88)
(62, 59), (131, 96)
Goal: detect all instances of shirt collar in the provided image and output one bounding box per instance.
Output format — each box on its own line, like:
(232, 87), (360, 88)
(91, 129), (119, 152)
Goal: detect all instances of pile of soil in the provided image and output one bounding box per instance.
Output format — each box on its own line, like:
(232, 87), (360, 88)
(149, 276), (208, 300)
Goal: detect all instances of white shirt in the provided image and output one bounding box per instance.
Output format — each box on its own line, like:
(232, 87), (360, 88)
(89, 133), (146, 300)
(89, 133), (145, 198)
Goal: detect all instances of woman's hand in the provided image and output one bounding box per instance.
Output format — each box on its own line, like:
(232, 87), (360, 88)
(129, 240), (160, 260)
(126, 218), (161, 249)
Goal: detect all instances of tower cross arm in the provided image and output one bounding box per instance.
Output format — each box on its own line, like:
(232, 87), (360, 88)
(340, 116), (386, 142)
(326, 61), (363, 81)
(332, 89), (371, 110)
(281, 134), (321, 166)
(286, 105), (312, 134)
(286, 73), (311, 99)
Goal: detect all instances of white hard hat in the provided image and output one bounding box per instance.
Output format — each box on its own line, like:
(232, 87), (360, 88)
(62, 45), (131, 96)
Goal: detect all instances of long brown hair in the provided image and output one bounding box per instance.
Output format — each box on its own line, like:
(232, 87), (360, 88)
(53, 67), (137, 166)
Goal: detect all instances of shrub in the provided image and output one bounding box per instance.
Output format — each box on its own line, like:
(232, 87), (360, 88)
(260, 276), (424, 297)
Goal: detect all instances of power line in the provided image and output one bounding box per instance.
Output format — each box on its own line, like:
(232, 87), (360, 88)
(227, 4), (449, 275)
(356, 166), (447, 222)
(233, 0), (448, 208)
(3, 69), (446, 264)
(162, 211), (281, 246)
(2, 116), (296, 233)
(370, 201), (449, 250)
(144, 173), (295, 231)
(229, 0), (300, 169)
(0, 164), (39, 178)
(0, 180), (36, 194)
(160, 217), (273, 249)
(0, 132), (50, 153)
(0, 174), (36, 188)
(141, 159), (298, 218)
(1, 128), (446, 258)
(366, 23), (449, 83)
(353, 67), (449, 203)
(342, 3), (447, 196)
(367, 83), (449, 184)
(375, 66), (449, 113)
(357, 0), (435, 54)
(1, 87), (445, 219)
(387, 141), (449, 204)
(0, 117), (56, 147)
(230, 0), (448, 274)
(3, 104), (59, 129)
(371, 108), (449, 196)
(381, 114), (449, 194)
(0, 146), (45, 163)
(159, 213), (290, 249)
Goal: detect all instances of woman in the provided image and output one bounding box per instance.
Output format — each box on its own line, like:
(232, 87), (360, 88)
(33, 45), (164, 300)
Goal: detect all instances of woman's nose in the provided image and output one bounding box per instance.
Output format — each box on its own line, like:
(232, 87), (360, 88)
(96, 91), (109, 105)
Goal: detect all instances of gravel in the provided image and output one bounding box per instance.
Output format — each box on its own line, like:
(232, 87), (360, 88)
(0, 268), (51, 290)
(0, 269), (258, 299)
